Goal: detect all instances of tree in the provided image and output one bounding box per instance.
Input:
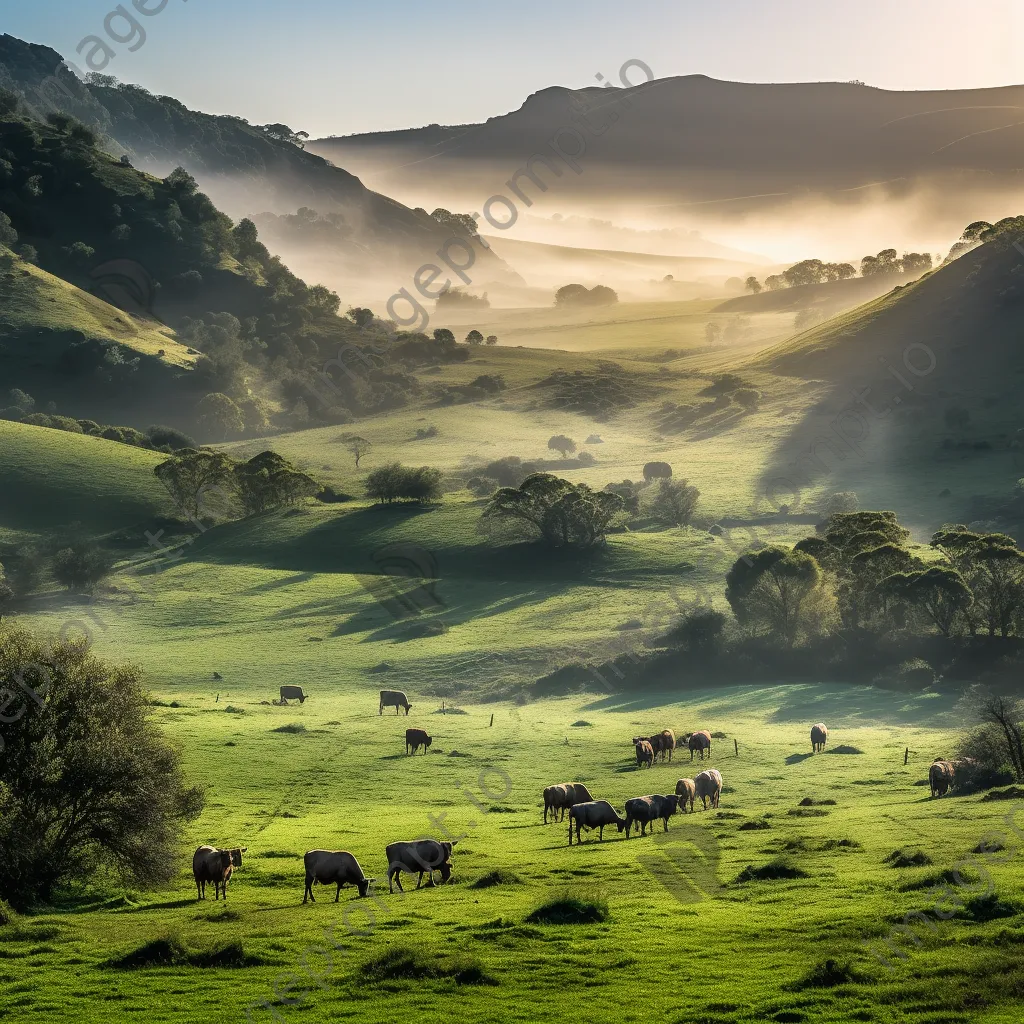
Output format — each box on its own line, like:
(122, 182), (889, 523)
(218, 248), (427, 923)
(665, 608), (727, 655)
(0, 626), (204, 906)
(647, 479), (700, 527)
(164, 166), (199, 198)
(956, 686), (1024, 782)
(197, 393), (245, 440)
(341, 434), (372, 468)
(726, 547), (836, 646)
(764, 275), (786, 291)
(0, 211), (17, 249)
(256, 123), (309, 147)
(783, 259), (827, 288)
(51, 543), (113, 594)
(365, 463), (443, 504)
(548, 435), (577, 458)
(823, 262), (856, 281)
(233, 452), (320, 515)
(348, 307), (376, 329)
(481, 473), (625, 549)
(307, 284), (341, 316)
(900, 252), (933, 276)
(433, 328), (456, 347)
(861, 248), (901, 277)
(465, 330), (484, 346)
(155, 450), (235, 520)
(879, 566), (972, 637)
(485, 335), (499, 346)
(744, 276), (762, 294)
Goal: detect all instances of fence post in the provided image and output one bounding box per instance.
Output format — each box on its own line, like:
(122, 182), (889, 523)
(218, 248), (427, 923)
(734, 738), (739, 757)
(904, 746), (909, 766)
(442, 701), (446, 715)
(489, 714), (494, 728)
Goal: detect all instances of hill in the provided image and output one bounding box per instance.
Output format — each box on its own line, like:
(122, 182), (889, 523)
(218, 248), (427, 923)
(0, 34), (518, 301)
(309, 75), (1024, 216)
(745, 220), (1024, 528)
(0, 419), (174, 546)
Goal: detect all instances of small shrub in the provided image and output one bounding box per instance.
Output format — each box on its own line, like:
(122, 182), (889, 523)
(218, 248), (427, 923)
(738, 819), (771, 831)
(827, 745), (863, 755)
(735, 859), (808, 883)
(272, 723), (306, 734)
(359, 945), (496, 985)
(884, 849), (932, 868)
(974, 837), (1006, 854)
(109, 935), (189, 968)
(470, 869), (522, 889)
(957, 893), (1022, 922)
(525, 894), (609, 924)
(788, 808), (830, 817)
(798, 797), (837, 807)
(570, 720), (593, 727)
(790, 958), (868, 990)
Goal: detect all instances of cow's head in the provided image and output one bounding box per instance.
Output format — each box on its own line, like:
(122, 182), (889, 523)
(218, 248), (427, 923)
(632, 736), (646, 745)
(664, 795), (679, 815)
(229, 847), (247, 867)
(357, 877), (371, 897)
(424, 735), (432, 749)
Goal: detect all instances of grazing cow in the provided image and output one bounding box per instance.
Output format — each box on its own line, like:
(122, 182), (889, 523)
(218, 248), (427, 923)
(635, 739), (655, 769)
(543, 782), (594, 823)
(624, 794), (679, 837)
(567, 800), (627, 845)
(280, 685), (306, 704)
(675, 777), (696, 813)
(385, 839), (455, 892)
(192, 845), (246, 900)
(694, 768), (722, 810)
(688, 730), (712, 761)
(380, 689), (412, 715)
(406, 728), (432, 754)
(303, 850), (372, 902)
(930, 759), (955, 797)
(811, 723), (828, 753)
(643, 461), (673, 482)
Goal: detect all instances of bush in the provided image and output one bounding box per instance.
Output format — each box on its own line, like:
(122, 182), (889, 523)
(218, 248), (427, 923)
(789, 958), (868, 990)
(664, 608), (726, 655)
(646, 478), (700, 527)
(554, 284), (618, 307)
(52, 543), (113, 593)
(467, 476), (498, 497)
(365, 463), (443, 503)
(0, 627), (204, 907)
(525, 893), (610, 924)
(414, 425), (439, 439)
(735, 859), (808, 883)
(359, 945), (497, 985)
(146, 425), (196, 450)
(470, 869), (522, 889)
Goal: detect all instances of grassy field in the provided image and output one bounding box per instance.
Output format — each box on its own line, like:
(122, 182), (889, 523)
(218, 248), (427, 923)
(2, 675), (1022, 1024)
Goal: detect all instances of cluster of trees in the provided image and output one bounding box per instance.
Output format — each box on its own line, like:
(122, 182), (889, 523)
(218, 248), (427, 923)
(722, 512), (1024, 647)
(746, 250), (934, 293)
(0, 537), (116, 618)
(436, 287), (491, 310)
(365, 463), (443, 504)
(0, 626), (204, 907)
(554, 284), (619, 307)
(154, 449), (321, 521)
(1, 390), (196, 451)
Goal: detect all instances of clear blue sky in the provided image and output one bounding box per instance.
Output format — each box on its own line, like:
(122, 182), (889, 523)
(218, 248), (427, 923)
(4, 0), (1021, 136)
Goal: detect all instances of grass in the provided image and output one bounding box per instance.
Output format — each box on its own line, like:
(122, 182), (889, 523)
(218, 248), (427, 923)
(525, 893), (610, 924)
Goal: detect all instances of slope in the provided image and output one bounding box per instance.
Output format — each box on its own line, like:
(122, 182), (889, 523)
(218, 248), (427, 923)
(743, 221), (1024, 527)
(0, 419), (175, 546)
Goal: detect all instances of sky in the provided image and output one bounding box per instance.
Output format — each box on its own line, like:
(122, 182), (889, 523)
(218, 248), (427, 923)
(3, 0), (1022, 137)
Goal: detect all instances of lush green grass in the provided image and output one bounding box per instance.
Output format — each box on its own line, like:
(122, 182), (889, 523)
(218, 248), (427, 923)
(3, 674), (1022, 1024)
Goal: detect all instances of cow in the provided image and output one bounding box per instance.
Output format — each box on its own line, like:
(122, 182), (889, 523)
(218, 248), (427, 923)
(543, 783), (594, 823)
(280, 685), (306, 704)
(624, 794), (679, 837)
(303, 850), (372, 902)
(385, 839), (455, 892)
(643, 461), (673, 482)
(635, 739), (655, 769)
(193, 845), (246, 900)
(675, 777), (696, 813)
(406, 728), (432, 754)
(380, 689), (412, 715)
(811, 723), (828, 753)
(688, 730), (712, 761)
(930, 759), (955, 797)
(567, 801), (627, 845)
(694, 768), (722, 810)
(652, 729), (676, 762)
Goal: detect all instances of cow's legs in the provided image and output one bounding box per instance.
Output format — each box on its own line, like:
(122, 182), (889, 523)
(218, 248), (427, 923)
(335, 883), (342, 903)
(598, 825), (604, 841)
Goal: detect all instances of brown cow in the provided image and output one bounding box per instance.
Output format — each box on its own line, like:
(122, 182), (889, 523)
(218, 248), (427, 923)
(929, 760), (955, 797)
(406, 728), (432, 754)
(624, 794), (678, 836)
(694, 769), (722, 809)
(193, 845), (246, 900)
(303, 850), (372, 902)
(811, 723), (828, 753)
(386, 839), (455, 892)
(380, 689), (412, 715)
(634, 739), (655, 769)
(688, 730), (712, 761)
(675, 777), (696, 812)
(543, 783), (594, 823)
(568, 801), (627, 845)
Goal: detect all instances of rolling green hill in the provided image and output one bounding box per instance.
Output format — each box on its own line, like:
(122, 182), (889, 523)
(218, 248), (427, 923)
(0, 419), (174, 546)
(746, 223), (1024, 528)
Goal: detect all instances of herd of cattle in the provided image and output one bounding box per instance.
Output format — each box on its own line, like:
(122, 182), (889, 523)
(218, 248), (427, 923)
(191, 708), (969, 902)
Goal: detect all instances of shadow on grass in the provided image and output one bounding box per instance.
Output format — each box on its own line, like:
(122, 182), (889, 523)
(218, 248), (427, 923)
(786, 753), (815, 765)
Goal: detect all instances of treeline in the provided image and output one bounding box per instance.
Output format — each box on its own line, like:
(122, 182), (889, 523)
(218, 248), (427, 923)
(745, 249), (933, 294)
